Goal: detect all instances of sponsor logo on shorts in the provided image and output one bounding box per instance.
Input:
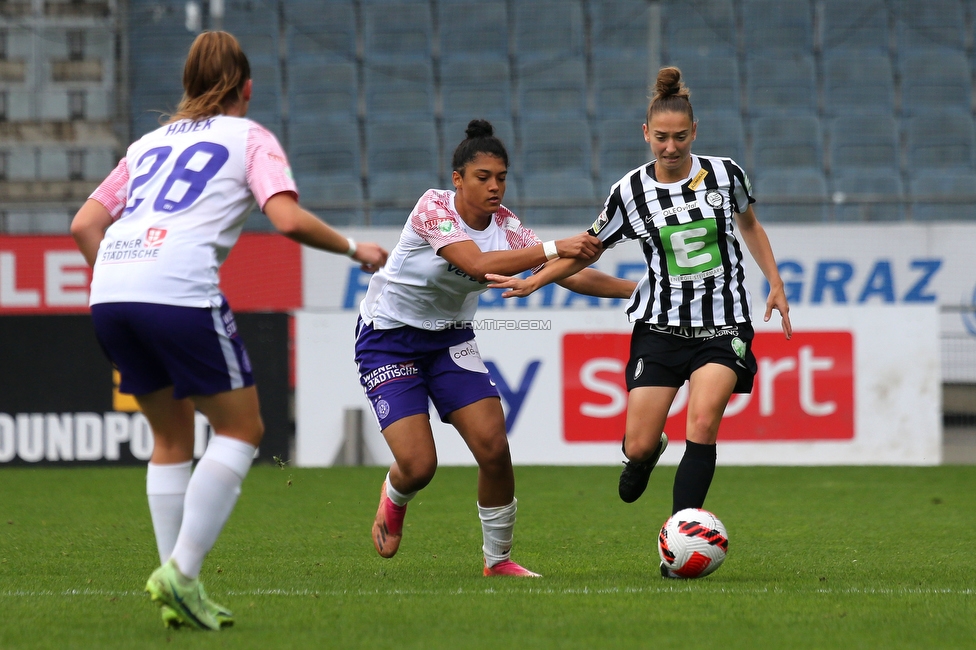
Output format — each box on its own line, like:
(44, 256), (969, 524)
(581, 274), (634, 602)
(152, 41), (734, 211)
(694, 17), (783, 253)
(634, 358), (644, 379)
(449, 340), (490, 373)
(362, 363), (419, 392)
(375, 399), (390, 420)
(731, 337), (746, 359)
(705, 190), (723, 208)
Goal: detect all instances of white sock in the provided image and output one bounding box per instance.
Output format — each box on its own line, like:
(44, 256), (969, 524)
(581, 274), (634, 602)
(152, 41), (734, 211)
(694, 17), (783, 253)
(385, 471), (417, 507)
(479, 498), (517, 567)
(146, 460), (192, 564)
(170, 436), (255, 579)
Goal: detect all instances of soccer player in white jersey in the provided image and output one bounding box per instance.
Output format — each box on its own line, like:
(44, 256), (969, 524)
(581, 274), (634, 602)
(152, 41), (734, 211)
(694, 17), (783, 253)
(358, 119), (635, 576)
(70, 31), (387, 629)
(487, 68), (792, 577)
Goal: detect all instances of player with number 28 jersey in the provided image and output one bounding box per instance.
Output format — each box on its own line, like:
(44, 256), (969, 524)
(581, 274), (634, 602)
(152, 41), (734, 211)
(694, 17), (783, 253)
(88, 115), (292, 307)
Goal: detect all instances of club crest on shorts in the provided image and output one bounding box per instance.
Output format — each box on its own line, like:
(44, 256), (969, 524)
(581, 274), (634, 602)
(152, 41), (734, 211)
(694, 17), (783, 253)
(634, 358), (644, 379)
(731, 337), (746, 359)
(375, 399), (390, 420)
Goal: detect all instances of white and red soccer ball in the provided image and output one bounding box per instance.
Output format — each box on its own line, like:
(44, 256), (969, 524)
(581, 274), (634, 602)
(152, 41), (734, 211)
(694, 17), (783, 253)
(658, 508), (729, 578)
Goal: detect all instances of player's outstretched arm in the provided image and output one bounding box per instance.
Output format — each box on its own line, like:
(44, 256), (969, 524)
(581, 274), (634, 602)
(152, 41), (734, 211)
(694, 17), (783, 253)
(486, 254), (593, 298)
(556, 268), (636, 299)
(264, 192), (388, 272)
(735, 205), (792, 339)
(71, 199), (114, 267)
(439, 233), (601, 282)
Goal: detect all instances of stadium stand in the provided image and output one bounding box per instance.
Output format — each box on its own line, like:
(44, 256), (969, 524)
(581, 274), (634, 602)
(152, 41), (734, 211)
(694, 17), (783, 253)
(8, 0), (976, 232)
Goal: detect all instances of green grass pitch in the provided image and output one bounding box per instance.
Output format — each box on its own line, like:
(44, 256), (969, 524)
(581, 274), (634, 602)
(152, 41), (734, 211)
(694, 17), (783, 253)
(2, 464), (975, 649)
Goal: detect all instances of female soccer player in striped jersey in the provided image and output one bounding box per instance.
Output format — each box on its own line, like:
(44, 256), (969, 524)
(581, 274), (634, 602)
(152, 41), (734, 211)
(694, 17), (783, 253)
(358, 119), (635, 577)
(70, 31), (387, 628)
(488, 68), (792, 576)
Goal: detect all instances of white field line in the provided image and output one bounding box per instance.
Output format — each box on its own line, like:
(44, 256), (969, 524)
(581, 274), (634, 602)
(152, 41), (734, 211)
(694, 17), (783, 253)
(1, 586), (975, 598)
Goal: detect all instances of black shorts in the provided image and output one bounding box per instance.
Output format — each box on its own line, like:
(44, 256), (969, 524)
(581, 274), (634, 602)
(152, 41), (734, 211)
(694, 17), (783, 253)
(625, 322), (758, 394)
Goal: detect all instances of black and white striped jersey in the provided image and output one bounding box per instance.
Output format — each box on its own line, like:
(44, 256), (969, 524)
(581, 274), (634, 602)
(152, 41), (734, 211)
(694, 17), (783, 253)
(588, 154), (756, 327)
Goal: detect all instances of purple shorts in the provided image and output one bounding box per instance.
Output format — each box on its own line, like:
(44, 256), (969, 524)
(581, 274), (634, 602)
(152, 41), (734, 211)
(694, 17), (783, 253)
(354, 319), (500, 429)
(90, 299), (254, 399)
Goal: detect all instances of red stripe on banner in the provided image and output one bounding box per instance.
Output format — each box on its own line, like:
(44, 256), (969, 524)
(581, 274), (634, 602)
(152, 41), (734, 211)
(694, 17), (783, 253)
(0, 234), (302, 314)
(562, 331), (855, 442)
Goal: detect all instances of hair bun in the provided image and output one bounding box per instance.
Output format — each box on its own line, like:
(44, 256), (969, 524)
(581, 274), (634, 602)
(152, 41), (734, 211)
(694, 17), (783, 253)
(465, 119), (494, 139)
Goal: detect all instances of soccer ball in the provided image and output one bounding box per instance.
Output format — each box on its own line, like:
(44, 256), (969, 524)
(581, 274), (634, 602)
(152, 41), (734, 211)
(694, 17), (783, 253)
(658, 508), (729, 578)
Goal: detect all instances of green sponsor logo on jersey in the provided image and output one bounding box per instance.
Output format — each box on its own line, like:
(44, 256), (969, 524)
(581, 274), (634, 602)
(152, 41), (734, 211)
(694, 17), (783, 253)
(659, 219), (721, 279)
(438, 220), (454, 234)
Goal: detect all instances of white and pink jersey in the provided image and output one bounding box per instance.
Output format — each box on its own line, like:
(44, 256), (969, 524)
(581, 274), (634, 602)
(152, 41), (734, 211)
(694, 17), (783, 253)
(360, 189), (541, 330)
(87, 115), (297, 307)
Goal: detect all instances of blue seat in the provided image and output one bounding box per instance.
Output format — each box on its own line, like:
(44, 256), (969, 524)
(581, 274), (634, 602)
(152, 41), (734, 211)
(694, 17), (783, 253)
(366, 120), (440, 203)
(663, 0), (736, 58)
(822, 0), (891, 52)
(593, 57), (651, 120)
(441, 60), (511, 122)
(741, 0), (814, 52)
(520, 171), (598, 225)
(284, 1), (356, 62)
(515, 1), (584, 62)
(363, 2), (433, 61)
(520, 119), (591, 175)
(693, 111), (746, 165)
(828, 115), (900, 172)
(899, 49), (972, 115)
(667, 52), (740, 113)
(752, 115), (823, 171)
(597, 119), (649, 193)
(288, 120), (361, 177)
(830, 169), (906, 221)
(591, 0), (652, 60)
(753, 169), (829, 222)
(894, 0), (965, 51)
(438, 0), (508, 61)
(287, 61), (358, 122)
(909, 169), (976, 220)
(906, 112), (976, 169)
(364, 61), (435, 121)
(746, 54), (816, 115)
(247, 61), (282, 121)
(823, 51), (895, 116)
(517, 58), (587, 120)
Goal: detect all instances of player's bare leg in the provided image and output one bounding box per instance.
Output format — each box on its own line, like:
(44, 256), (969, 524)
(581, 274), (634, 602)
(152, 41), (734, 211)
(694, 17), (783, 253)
(619, 385), (677, 503)
(374, 414), (437, 557)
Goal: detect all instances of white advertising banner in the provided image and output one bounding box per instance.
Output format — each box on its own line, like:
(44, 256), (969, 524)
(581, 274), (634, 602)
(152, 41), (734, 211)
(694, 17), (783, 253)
(295, 306), (941, 467)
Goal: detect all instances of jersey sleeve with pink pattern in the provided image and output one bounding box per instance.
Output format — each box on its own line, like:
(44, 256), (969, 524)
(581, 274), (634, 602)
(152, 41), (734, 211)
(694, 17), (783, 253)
(89, 158), (130, 220)
(495, 206), (542, 249)
(409, 189), (472, 252)
(245, 121), (299, 209)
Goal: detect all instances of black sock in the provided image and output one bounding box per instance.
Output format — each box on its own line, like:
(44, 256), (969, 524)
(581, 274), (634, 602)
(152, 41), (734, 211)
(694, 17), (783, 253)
(672, 441), (717, 515)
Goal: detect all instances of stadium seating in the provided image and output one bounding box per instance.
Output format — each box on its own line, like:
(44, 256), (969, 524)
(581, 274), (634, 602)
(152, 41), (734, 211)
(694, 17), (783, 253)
(693, 111), (746, 166)
(663, 0), (736, 58)
(894, 0), (966, 51)
(753, 169), (829, 222)
(364, 60), (435, 122)
(745, 54), (817, 115)
(596, 118), (649, 192)
(590, 0), (652, 60)
(284, 1), (356, 62)
(514, 1), (585, 62)
(441, 60), (512, 122)
(666, 52), (740, 114)
(752, 115), (823, 171)
(517, 58), (587, 121)
(741, 0), (814, 53)
(823, 52), (896, 117)
(909, 170), (976, 220)
(831, 169), (906, 221)
(363, 1), (433, 62)
(899, 49), (973, 116)
(828, 114), (901, 174)
(821, 0), (891, 52)
(438, 0), (509, 62)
